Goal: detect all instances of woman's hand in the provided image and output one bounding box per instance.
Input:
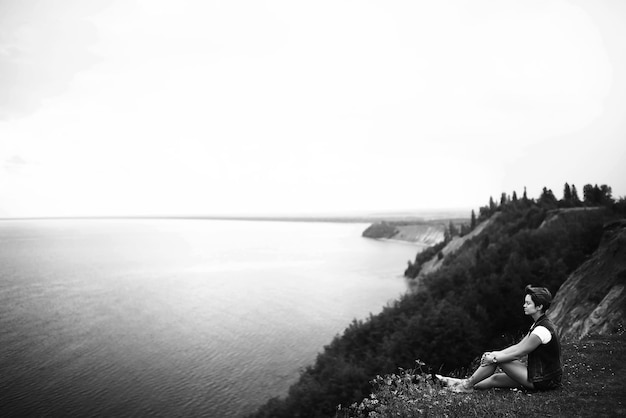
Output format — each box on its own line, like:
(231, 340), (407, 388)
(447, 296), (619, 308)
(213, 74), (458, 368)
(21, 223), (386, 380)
(480, 352), (495, 366)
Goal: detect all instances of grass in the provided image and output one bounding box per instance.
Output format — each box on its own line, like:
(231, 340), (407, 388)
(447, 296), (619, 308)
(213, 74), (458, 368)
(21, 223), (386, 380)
(338, 332), (625, 417)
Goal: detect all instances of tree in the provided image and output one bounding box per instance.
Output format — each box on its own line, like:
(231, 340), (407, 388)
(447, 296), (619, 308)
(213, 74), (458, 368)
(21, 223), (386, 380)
(571, 184), (581, 206)
(445, 221), (459, 242)
(512, 191), (518, 202)
(600, 185), (613, 204)
(450, 221), (459, 237)
(471, 209), (477, 230)
(559, 183), (573, 208)
(523, 186), (528, 201)
(581, 184), (613, 206)
(538, 187), (558, 208)
(583, 184), (595, 204)
(563, 183), (572, 201)
(478, 205), (491, 221)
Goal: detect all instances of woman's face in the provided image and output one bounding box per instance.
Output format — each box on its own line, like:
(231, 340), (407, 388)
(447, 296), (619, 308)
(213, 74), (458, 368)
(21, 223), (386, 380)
(523, 294), (542, 316)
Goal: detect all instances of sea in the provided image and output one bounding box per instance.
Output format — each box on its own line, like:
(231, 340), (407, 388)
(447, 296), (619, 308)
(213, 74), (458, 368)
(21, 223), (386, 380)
(0, 219), (424, 417)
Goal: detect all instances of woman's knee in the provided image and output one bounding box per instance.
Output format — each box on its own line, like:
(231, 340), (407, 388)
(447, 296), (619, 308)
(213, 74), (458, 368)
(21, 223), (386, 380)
(499, 362), (533, 388)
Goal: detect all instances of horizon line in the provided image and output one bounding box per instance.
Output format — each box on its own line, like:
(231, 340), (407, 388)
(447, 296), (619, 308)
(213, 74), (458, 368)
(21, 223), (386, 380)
(0, 210), (472, 223)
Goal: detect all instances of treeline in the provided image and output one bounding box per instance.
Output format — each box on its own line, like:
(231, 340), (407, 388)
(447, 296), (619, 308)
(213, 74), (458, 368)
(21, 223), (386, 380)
(478, 183), (620, 222)
(405, 183), (623, 279)
(250, 184), (625, 418)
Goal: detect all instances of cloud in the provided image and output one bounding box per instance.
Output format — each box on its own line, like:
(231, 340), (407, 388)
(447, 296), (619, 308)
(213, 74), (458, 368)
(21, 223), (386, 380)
(4, 154), (27, 165)
(3, 154), (29, 172)
(0, 0), (112, 120)
(4, 155), (28, 167)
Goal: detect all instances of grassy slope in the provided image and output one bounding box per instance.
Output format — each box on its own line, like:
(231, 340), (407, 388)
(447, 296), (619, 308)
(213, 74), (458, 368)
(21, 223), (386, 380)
(555, 334), (625, 417)
(342, 332), (625, 417)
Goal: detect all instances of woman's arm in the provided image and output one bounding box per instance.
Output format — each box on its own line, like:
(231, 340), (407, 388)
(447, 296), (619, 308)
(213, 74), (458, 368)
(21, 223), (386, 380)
(488, 334), (542, 364)
(480, 335), (527, 365)
(498, 337), (525, 355)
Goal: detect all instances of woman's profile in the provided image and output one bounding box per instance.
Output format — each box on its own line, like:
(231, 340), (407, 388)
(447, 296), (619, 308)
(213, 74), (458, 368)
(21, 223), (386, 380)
(436, 285), (563, 392)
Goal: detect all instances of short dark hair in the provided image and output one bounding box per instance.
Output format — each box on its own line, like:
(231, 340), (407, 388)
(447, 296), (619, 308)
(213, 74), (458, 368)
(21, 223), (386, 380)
(525, 285), (553, 312)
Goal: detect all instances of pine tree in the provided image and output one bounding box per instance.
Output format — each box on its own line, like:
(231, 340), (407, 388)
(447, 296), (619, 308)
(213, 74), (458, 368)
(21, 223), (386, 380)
(470, 209), (477, 230)
(560, 183), (573, 208)
(563, 183), (572, 201)
(539, 187), (558, 208)
(448, 220), (458, 237)
(571, 184), (581, 205)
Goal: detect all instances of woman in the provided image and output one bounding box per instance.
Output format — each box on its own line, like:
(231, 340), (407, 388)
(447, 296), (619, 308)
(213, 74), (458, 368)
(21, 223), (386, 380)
(436, 285), (562, 392)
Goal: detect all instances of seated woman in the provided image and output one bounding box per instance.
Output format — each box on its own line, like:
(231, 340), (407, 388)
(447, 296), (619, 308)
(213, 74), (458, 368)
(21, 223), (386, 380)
(436, 285), (563, 392)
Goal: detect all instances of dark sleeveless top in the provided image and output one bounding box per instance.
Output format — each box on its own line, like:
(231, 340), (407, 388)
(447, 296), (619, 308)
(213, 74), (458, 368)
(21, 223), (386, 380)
(527, 315), (562, 383)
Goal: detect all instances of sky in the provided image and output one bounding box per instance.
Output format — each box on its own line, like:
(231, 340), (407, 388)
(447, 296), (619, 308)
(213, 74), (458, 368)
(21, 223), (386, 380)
(1, 0), (625, 218)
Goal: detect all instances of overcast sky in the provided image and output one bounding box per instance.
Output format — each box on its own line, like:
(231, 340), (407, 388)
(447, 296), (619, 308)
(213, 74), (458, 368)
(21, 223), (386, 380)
(1, 0), (625, 218)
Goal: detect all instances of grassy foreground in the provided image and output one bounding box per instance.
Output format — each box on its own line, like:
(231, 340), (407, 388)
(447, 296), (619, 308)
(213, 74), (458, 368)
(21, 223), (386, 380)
(338, 332), (625, 417)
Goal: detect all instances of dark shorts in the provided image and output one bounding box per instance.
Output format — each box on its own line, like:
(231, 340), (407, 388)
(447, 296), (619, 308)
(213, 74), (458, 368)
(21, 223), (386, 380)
(532, 376), (562, 391)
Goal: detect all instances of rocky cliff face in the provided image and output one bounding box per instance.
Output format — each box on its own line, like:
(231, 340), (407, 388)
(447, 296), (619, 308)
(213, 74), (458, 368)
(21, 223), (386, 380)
(549, 219), (626, 341)
(388, 224), (444, 245)
(415, 214), (499, 279)
(362, 222), (445, 245)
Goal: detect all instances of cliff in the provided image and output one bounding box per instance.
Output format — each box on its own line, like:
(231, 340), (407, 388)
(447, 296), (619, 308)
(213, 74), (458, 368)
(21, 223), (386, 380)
(549, 219), (626, 340)
(362, 217), (470, 246)
(414, 213), (499, 279)
(362, 221), (445, 245)
(252, 195), (625, 418)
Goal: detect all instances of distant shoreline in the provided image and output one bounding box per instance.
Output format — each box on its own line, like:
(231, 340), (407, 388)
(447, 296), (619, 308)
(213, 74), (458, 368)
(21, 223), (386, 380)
(376, 237), (431, 247)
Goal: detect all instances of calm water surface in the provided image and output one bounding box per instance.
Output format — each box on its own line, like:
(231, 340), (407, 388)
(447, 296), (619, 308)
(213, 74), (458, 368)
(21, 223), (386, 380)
(0, 219), (422, 417)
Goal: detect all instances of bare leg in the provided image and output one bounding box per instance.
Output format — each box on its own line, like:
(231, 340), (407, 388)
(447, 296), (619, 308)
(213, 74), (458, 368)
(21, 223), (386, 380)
(466, 364), (497, 387)
(474, 373), (523, 390)
(437, 364), (498, 390)
(439, 360), (534, 391)
(472, 361), (533, 390)
(498, 360), (533, 389)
